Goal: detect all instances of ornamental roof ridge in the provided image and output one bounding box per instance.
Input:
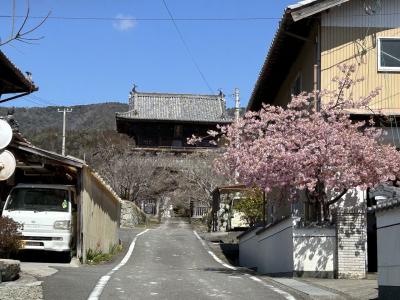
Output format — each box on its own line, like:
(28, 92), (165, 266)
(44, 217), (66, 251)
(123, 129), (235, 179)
(134, 91), (223, 99)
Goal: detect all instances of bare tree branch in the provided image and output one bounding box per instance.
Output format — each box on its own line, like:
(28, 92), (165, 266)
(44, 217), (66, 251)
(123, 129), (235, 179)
(0, 1), (51, 47)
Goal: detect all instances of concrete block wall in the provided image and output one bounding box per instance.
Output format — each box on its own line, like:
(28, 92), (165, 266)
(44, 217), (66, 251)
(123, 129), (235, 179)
(335, 208), (367, 279)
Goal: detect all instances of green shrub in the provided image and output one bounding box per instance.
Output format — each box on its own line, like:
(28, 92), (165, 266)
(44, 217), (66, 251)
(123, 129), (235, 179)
(0, 216), (23, 258)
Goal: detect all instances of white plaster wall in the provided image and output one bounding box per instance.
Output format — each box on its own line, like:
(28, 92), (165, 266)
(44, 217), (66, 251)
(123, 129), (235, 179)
(255, 218), (294, 274)
(376, 207), (400, 287)
(238, 229), (260, 270)
(293, 228), (336, 273)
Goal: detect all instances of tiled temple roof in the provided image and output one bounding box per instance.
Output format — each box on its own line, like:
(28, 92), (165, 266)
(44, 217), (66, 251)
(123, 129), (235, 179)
(116, 91), (232, 124)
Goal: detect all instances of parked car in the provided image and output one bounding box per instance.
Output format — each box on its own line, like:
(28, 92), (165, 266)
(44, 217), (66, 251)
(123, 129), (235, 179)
(2, 184), (77, 261)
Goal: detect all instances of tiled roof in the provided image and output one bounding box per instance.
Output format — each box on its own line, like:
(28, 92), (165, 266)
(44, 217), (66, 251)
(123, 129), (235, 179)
(368, 185), (400, 212)
(375, 198), (400, 212)
(116, 92), (232, 123)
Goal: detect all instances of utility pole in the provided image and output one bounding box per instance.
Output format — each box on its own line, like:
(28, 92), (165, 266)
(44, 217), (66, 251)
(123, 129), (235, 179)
(234, 88), (240, 122)
(57, 108), (72, 156)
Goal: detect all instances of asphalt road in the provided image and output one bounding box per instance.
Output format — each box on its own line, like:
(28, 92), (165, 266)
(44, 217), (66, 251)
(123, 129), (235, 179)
(43, 220), (295, 300)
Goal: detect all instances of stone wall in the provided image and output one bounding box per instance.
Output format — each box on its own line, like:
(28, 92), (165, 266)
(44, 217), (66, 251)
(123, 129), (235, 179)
(120, 200), (147, 228)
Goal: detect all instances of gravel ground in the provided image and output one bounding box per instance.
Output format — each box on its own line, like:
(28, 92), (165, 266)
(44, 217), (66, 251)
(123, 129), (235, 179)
(0, 273), (44, 300)
(0, 285), (43, 300)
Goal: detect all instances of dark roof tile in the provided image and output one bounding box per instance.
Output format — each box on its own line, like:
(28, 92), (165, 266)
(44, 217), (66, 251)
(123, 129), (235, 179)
(116, 92), (232, 123)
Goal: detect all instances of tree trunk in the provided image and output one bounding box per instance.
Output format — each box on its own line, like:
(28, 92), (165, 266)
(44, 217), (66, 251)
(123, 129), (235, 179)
(322, 201), (330, 222)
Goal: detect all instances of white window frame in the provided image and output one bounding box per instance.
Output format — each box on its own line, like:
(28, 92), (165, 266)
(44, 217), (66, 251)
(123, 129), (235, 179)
(377, 37), (400, 72)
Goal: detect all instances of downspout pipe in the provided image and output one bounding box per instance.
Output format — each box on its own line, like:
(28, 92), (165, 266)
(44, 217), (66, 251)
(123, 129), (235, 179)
(314, 17), (321, 112)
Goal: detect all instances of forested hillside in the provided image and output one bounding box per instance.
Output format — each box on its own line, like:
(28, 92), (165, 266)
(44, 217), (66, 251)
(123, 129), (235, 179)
(0, 102), (128, 134)
(0, 102), (128, 159)
(0, 102), (243, 160)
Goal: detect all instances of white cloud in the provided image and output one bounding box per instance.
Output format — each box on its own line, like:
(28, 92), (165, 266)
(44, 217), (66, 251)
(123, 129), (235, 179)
(113, 14), (136, 31)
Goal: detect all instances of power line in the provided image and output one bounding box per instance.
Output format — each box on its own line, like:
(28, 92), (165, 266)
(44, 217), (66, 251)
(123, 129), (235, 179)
(161, 0), (214, 94)
(30, 95), (60, 106)
(4, 11), (400, 22)
(13, 96), (46, 107)
(0, 15), (282, 22)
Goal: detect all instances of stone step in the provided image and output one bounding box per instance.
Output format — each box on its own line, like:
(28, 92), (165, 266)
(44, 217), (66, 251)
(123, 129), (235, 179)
(0, 259), (21, 282)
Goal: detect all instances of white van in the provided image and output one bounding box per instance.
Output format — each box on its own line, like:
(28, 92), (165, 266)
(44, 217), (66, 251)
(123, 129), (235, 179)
(2, 184), (77, 260)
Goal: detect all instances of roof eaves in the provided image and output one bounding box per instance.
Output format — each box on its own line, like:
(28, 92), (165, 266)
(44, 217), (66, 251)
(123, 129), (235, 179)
(289, 0), (350, 21)
(288, 0), (319, 10)
(115, 113), (232, 124)
(247, 0), (352, 112)
(10, 141), (86, 169)
(247, 9), (292, 111)
(0, 50), (38, 94)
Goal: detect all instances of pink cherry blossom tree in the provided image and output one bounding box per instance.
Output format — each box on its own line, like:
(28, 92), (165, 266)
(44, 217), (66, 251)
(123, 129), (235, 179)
(191, 65), (400, 223)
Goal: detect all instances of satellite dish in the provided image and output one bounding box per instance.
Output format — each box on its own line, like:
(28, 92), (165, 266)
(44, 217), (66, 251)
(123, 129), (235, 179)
(0, 119), (13, 149)
(0, 150), (16, 181)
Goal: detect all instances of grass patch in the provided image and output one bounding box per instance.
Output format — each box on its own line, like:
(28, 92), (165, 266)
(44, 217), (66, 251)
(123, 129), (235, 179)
(86, 243), (123, 265)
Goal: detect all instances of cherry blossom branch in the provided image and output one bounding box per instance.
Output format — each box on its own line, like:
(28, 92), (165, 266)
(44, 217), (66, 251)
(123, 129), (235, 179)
(327, 189), (349, 206)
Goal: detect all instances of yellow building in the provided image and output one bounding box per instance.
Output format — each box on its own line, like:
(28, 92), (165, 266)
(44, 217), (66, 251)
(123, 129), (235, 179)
(241, 0), (400, 280)
(248, 0), (400, 121)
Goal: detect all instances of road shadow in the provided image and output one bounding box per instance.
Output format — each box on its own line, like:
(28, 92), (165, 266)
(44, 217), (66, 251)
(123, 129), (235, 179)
(201, 266), (254, 276)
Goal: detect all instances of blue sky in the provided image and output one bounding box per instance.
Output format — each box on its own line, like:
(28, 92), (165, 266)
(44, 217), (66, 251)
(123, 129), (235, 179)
(0, 0), (295, 108)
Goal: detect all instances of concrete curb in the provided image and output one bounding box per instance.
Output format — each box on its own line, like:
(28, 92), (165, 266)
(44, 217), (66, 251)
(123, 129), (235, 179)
(295, 278), (364, 300)
(267, 277), (341, 300)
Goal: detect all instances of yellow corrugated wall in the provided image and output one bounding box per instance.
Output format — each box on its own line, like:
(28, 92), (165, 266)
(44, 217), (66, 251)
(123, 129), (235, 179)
(321, 26), (400, 111)
(81, 166), (120, 262)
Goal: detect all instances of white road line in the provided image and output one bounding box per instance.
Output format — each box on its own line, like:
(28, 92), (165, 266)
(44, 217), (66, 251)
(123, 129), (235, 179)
(87, 229), (150, 300)
(193, 231), (237, 270)
(193, 230), (296, 300)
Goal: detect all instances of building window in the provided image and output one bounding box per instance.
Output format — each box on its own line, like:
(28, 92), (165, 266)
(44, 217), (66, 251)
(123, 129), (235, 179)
(291, 73), (302, 96)
(378, 37), (400, 72)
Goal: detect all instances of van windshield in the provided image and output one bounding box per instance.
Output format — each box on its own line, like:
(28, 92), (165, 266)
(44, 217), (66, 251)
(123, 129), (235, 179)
(5, 188), (69, 212)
